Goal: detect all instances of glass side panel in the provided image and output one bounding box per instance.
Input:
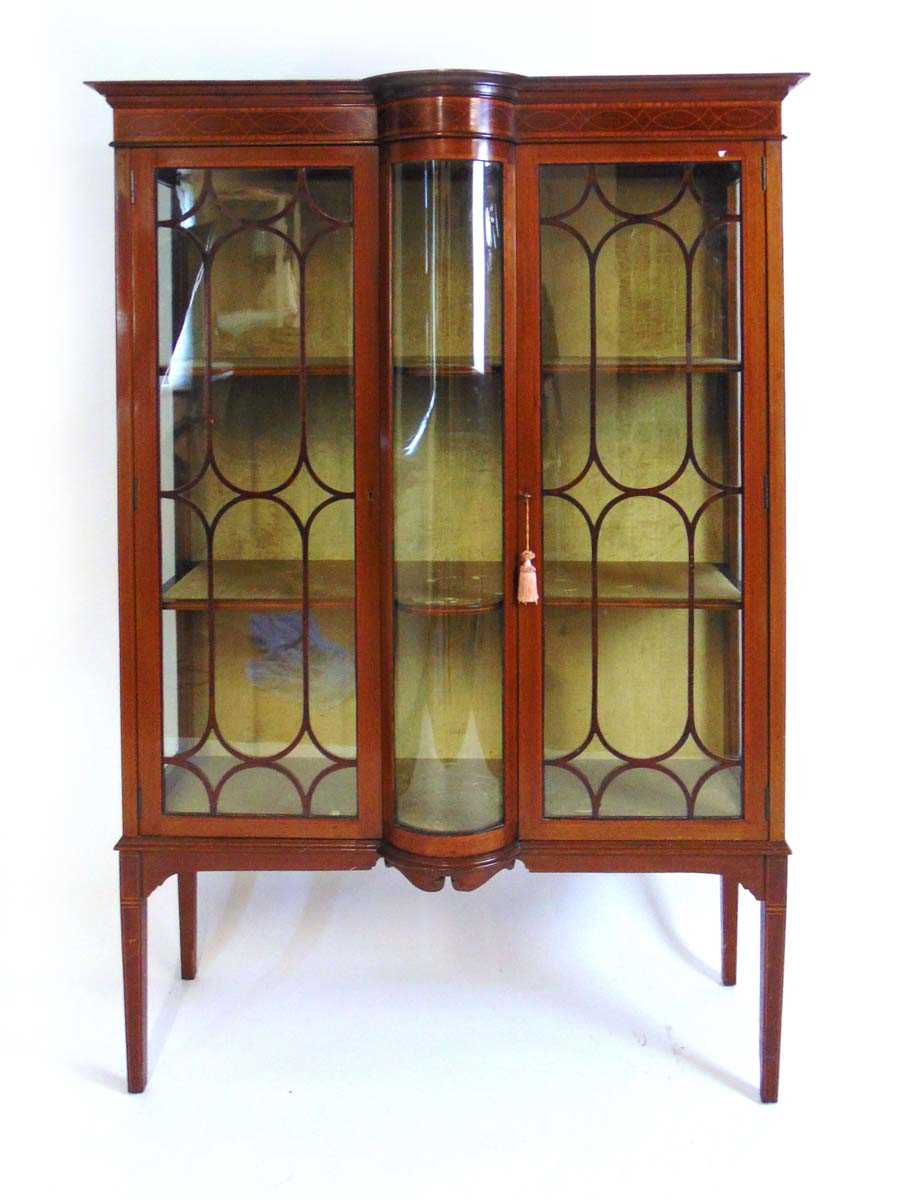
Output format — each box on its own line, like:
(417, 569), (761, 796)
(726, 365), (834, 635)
(157, 167), (357, 818)
(540, 162), (743, 820)
(392, 160), (504, 833)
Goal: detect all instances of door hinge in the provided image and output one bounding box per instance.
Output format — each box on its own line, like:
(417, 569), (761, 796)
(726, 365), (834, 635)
(130, 169), (136, 204)
(761, 155), (768, 192)
(763, 471), (770, 512)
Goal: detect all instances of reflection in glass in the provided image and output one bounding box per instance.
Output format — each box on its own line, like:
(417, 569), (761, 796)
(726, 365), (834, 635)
(540, 162), (743, 819)
(157, 168), (357, 818)
(392, 160), (504, 833)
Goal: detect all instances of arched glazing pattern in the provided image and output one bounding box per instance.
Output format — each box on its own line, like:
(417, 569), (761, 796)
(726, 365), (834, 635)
(157, 167), (357, 818)
(540, 162), (743, 819)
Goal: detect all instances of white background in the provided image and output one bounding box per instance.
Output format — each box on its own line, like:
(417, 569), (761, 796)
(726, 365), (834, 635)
(5, 2), (901, 1194)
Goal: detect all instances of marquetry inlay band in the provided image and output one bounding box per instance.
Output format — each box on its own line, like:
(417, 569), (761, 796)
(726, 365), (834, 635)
(95, 74), (796, 146)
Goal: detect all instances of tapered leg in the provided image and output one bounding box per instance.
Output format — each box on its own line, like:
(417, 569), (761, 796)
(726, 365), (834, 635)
(721, 876), (738, 986)
(119, 853), (148, 1094)
(760, 857), (788, 1103)
(177, 872), (197, 981)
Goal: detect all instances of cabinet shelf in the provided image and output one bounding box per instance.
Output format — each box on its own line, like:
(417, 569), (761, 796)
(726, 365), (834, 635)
(544, 757), (741, 819)
(159, 357), (505, 381)
(164, 755), (357, 818)
(542, 357), (741, 374)
(395, 758), (504, 833)
(163, 560), (355, 609)
(162, 559), (740, 611)
(545, 561), (741, 608)
(392, 358), (503, 377)
(159, 358), (352, 379)
(395, 561), (504, 613)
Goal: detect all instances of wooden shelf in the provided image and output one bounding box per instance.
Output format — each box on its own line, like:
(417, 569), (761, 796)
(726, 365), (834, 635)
(163, 559), (740, 611)
(542, 357), (741, 374)
(163, 559), (354, 609)
(159, 358), (351, 379)
(545, 561), (741, 608)
(159, 357), (505, 381)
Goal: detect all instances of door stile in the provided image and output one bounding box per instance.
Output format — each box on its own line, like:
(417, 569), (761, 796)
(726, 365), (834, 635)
(515, 144), (545, 840)
(132, 145), (382, 839)
(349, 148), (383, 838)
(502, 149), (520, 847)
(516, 140), (769, 842)
(378, 150), (395, 835)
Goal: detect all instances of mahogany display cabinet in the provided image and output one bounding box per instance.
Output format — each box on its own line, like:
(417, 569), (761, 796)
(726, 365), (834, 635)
(91, 70), (805, 1098)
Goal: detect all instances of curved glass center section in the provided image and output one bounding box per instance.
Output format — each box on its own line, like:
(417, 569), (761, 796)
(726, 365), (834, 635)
(391, 160), (504, 833)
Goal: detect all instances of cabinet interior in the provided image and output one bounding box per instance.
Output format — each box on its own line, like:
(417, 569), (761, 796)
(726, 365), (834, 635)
(156, 159), (743, 825)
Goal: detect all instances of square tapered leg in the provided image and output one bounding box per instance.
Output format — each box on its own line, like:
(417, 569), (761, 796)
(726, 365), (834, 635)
(721, 876), (738, 986)
(760, 857), (788, 1102)
(119, 852), (148, 1094)
(177, 872), (197, 981)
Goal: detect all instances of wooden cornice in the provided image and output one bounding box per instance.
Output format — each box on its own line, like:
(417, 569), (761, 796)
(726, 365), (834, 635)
(88, 71), (808, 147)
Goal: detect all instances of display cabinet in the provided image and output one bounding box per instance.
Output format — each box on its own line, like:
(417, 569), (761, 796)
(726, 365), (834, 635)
(91, 70), (805, 1098)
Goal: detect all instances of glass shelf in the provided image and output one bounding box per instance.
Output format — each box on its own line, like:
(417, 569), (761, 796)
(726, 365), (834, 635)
(395, 561), (503, 613)
(394, 758), (504, 833)
(392, 358), (503, 377)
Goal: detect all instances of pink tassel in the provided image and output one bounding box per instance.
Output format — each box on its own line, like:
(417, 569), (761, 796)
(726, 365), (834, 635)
(518, 550), (539, 604)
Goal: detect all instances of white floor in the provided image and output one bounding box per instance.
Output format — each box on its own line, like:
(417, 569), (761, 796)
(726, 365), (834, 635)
(7, 844), (893, 1198)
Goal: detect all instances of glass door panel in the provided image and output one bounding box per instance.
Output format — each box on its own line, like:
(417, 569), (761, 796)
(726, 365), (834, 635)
(157, 167), (357, 819)
(540, 162), (742, 820)
(392, 160), (504, 833)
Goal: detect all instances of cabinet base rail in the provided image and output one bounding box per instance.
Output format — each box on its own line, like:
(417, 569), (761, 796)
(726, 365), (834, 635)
(117, 836), (788, 1100)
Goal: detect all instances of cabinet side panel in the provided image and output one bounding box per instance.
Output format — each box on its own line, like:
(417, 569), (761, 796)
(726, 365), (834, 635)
(737, 145), (769, 833)
(115, 149), (139, 837)
(765, 139), (786, 841)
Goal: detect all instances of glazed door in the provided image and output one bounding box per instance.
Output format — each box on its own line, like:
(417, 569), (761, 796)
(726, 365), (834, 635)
(517, 142), (768, 841)
(383, 142), (518, 857)
(132, 147), (381, 838)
